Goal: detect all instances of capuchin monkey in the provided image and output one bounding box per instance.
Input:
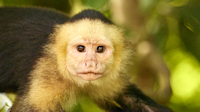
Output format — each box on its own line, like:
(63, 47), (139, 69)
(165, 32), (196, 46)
(0, 7), (172, 112)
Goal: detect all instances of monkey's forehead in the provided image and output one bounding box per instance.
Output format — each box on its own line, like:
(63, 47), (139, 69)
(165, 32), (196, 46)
(68, 9), (113, 25)
(59, 19), (122, 41)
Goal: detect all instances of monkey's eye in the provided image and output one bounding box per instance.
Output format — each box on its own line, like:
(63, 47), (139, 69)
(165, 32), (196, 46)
(97, 46), (105, 53)
(77, 45), (85, 52)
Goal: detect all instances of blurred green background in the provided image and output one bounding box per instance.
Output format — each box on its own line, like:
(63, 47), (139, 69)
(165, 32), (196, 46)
(0, 0), (200, 112)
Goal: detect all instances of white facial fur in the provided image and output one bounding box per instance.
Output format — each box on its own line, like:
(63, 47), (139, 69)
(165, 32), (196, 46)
(54, 19), (128, 86)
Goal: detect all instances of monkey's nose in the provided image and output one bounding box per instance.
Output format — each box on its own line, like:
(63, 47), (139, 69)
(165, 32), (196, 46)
(84, 62), (98, 68)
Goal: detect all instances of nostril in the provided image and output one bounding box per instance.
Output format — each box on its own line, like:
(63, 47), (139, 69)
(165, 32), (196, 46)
(84, 62), (98, 68)
(95, 63), (98, 68)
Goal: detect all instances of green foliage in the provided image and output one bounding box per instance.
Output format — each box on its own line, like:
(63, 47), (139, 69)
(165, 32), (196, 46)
(72, 97), (104, 112)
(82, 0), (108, 10)
(2, 0), (71, 12)
(147, 0), (200, 111)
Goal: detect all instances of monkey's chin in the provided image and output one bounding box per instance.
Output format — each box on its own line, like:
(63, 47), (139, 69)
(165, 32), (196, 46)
(77, 73), (102, 81)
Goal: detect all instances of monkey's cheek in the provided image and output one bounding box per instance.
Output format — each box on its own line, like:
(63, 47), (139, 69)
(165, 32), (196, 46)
(77, 73), (103, 81)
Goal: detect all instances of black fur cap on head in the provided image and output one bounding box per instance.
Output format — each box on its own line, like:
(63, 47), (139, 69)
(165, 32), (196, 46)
(68, 9), (113, 24)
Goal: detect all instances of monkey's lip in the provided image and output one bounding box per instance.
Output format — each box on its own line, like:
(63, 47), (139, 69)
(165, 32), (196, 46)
(77, 72), (103, 81)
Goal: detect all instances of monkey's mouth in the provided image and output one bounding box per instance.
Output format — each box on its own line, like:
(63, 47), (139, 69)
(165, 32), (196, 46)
(77, 72), (102, 81)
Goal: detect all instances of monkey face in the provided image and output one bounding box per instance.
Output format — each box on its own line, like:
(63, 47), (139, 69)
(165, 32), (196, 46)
(55, 19), (125, 82)
(66, 37), (114, 81)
